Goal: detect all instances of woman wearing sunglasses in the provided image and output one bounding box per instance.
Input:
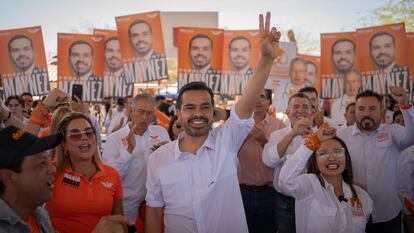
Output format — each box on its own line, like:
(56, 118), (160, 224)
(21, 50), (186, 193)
(46, 112), (123, 233)
(279, 126), (373, 233)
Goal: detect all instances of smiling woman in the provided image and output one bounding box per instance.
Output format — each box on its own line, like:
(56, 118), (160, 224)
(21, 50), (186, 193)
(45, 112), (124, 233)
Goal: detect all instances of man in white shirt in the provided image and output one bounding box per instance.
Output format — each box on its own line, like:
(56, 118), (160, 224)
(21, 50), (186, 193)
(262, 92), (313, 233)
(337, 88), (414, 233)
(145, 12), (281, 233)
(102, 93), (170, 222)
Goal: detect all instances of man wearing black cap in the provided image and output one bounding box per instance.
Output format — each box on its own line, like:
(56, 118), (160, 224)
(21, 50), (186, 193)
(0, 126), (130, 233)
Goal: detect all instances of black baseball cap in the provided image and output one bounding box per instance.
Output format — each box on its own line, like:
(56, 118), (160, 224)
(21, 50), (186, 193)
(0, 126), (62, 168)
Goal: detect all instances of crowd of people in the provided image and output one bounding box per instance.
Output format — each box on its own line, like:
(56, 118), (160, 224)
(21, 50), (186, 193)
(0, 13), (413, 233)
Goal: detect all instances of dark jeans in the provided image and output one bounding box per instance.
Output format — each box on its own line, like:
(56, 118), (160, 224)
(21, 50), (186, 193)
(275, 191), (296, 233)
(240, 184), (277, 233)
(365, 212), (402, 233)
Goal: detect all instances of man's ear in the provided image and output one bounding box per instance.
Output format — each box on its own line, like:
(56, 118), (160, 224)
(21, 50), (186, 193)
(0, 169), (17, 188)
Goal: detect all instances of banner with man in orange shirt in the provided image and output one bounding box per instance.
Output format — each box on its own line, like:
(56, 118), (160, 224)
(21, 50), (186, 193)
(407, 32), (414, 102)
(357, 23), (408, 96)
(0, 26), (50, 97)
(320, 32), (358, 99)
(220, 30), (260, 95)
(57, 33), (105, 102)
(115, 11), (168, 84)
(176, 27), (224, 94)
(94, 29), (134, 98)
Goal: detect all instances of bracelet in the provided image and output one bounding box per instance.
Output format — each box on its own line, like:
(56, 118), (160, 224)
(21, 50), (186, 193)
(304, 133), (321, 151)
(1, 112), (11, 124)
(400, 104), (412, 110)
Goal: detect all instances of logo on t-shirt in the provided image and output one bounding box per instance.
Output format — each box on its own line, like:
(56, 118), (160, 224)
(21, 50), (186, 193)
(100, 181), (113, 189)
(62, 173), (80, 189)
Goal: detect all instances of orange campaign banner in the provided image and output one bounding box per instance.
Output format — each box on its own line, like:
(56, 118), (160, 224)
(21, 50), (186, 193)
(0, 26), (50, 97)
(93, 29), (134, 98)
(115, 11), (168, 84)
(265, 42), (298, 112)
(176, 27), (224, 94)
(356, 23), (409, 96)
(320, 32), (358, 99)
(407, 32), (414, 102)
(57, 33), (105, 102)
(298, 54), (321, 92)
(220, 30), (260, 95)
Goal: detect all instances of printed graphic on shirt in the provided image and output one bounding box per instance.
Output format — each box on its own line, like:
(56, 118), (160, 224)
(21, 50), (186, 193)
(62, 173), (81, 189)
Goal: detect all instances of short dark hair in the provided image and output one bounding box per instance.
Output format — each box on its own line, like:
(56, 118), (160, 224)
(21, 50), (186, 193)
(69, 40), (93, 57)
(331, 38), (356, 54)
(345, 102), (355, 113)
(155, 95), (166, 102)
(307, 136), (358, 200)
(128, 20), (152, 38)
(189, 34), (213, 50)
(356, 90), (382, 103)
(228, 36), (251, 50)
(369, 31), (395, 50)
(8, 34), (33, 53)
(21, 92), (33, 98)
(176, 82), (215, 109)
(5, 95), (24, 107)
(104, 36), (119, 49)
(299, 86), (319, 98)
(393, 110), (403, 123)
(287, 92), (311, 106)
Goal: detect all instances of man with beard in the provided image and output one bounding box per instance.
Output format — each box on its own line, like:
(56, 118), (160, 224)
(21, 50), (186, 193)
(128, 20), (161, 60)
(304, 60), (317, 87)
(145, 12), (281, 233)
(262, 92), (313, 233)
(337, 88), (414, 233)
(331, 38), (355, 75)
(229, 36), (254, 76)
(103, 36), (133, 97)
(8, 35), (44, 94)
(68, 40), (98, 81)
(189, 34), (217, 73)
(102, 93), (170, 223)
(369, 31), (399, 73)
(237, 89), (285, 233)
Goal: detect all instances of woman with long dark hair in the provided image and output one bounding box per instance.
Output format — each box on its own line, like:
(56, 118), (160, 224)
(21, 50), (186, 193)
(279, 126), (373, 233)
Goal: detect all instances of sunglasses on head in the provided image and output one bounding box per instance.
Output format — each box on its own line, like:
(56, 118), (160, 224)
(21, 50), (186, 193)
(68, 127), (95, 141)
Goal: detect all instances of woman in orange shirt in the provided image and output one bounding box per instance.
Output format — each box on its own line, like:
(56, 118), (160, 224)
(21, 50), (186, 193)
(46, 112), (123, 233)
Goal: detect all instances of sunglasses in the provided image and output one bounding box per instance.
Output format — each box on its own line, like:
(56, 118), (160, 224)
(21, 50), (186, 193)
(68, 127), (95, 141)
(317, 148), (345, 159)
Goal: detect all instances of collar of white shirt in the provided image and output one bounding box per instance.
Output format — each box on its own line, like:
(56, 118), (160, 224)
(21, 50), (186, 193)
(321, 174), (353, 200)
(173, 132), (216, 160)
(351, 123), (384, 137)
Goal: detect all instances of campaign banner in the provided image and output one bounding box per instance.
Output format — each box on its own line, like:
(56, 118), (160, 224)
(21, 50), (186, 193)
(298, 54), (321, 92)
(357, 23), (408, 96)
(176, 27), (224, 94)
(265, 42), (297, 112)
(220, 30), (260, 95)
(93, 29), (134, 98)
(407, 32), (414, 102)
(115, 11), (168, 84)
(57, 33), (105, 102)
(0, 26), (50, 97)
(320, 32), (358, 99)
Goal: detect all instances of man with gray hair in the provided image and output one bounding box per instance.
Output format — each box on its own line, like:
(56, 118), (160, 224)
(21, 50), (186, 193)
(102, 93), (170, 222)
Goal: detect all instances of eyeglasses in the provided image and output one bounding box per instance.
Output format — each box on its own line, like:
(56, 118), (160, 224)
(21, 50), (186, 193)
(317, 148), (345, 159)
(68, 127), (95, 141)
(134, 108), (154, 117)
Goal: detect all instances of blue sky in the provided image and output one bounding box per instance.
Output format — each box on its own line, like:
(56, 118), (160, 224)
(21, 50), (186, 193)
(1, 0), (387, 58)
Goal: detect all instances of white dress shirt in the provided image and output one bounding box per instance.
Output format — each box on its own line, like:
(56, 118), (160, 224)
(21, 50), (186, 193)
(146, 105), (253, 233)
(397, 145), (414, 214)
(337, 107), (414, 223)
(279, 144), (373, 233)
(102, 124), (170, 222)
(262, 126), (303, 192)
(107, 110), (128, 134)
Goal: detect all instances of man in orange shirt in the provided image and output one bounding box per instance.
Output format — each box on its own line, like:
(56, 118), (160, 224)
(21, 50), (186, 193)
(238, 89), (285, 233)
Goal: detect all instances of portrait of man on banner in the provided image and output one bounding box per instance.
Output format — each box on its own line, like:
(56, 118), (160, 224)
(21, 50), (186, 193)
(69, 40), (98, 81)
(369, 31), (399, 73)
(228, 36), (254, 76)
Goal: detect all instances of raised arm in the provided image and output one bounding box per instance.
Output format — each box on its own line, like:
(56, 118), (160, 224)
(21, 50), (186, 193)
(236, 12), (280, 119)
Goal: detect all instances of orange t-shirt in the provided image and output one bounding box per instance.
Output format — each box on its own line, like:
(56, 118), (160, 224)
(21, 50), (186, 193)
(46, 162), (123, 233)
(27, 215), (40, 233)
